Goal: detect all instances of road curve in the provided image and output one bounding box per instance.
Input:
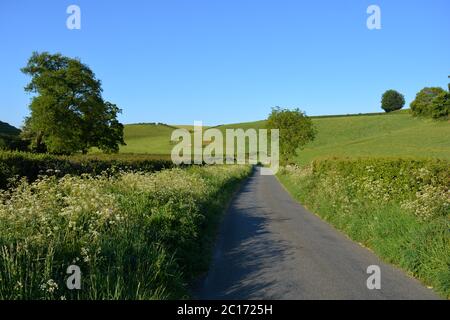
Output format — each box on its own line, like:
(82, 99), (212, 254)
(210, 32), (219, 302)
(194, 167), (439, 300)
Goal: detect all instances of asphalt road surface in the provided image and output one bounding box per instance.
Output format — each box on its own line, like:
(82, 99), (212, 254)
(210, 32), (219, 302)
(194, 167), (439, 300)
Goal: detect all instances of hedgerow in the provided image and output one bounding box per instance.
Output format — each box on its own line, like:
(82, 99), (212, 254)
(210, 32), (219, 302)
(311, 158), (449, 209)
(0, 151), (174, 189)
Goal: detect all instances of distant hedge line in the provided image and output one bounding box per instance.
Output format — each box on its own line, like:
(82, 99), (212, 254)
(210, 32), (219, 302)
(0, 151), (174, 190)
(0, 134), (29, 152)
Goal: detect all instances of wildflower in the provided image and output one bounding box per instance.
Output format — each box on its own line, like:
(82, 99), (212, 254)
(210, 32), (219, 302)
(40, 279), (58, 293)
(14, 281), (23, 291)
(81, 247), (90, 263)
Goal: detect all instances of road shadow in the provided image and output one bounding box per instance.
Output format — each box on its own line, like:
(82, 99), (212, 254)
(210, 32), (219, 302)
(194, 172), (296, 299)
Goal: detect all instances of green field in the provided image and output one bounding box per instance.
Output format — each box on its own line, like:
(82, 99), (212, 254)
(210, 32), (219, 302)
(117, 123), (175, 154)
(296, 111), (450, 165)
(118, 111), (450, 164)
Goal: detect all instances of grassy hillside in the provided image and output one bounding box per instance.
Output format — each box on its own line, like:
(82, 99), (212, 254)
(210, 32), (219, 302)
(296, 112), (450, 165)
(216, 112), (450, 165)
(0, 121), (20, 136)
(117, 112), (450, 164)
(117, 123), (212, 155)
(0, 121), (23, 151)
(118, 123), (176, 154)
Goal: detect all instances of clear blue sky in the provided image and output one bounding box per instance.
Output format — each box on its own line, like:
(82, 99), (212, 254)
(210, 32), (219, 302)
(1, 0), (449, 128)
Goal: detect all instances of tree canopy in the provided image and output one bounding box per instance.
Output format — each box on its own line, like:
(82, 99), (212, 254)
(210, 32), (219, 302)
(410, 87), (447, 118)
(381, 90), (405, 113)
(266, 107), (316, 164)
(21, 52), (124, 154)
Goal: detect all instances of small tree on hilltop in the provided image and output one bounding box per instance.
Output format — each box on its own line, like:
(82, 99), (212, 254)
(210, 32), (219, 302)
(266, 107), (316, 165)
(381, 90), (405, 113)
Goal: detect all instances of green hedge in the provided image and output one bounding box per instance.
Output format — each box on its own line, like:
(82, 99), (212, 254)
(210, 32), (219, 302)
(0, 134), (29, 152)
(0, 151), (174, 189)
(311, 157), (449, 202)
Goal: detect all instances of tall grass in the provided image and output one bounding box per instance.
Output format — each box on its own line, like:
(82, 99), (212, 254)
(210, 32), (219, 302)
(278, 158), (450, 298)
(0, 165), (251, 300)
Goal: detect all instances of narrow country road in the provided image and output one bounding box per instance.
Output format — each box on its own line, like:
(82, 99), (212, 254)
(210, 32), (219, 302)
(194, 167), (439, 300)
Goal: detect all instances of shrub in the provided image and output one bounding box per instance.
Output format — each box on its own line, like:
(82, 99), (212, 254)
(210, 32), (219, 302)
(430, 91), (450, 119)
(381, 90), (405, 113)
(410, 87), (446, 117)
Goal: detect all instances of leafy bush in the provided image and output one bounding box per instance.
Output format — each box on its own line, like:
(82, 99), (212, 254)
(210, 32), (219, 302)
(381, 90), (405, 113)
(0, 165), (252, 299)
(266, 107), (316, 164)
(410, 87), (446, 117)
(278, 158), (450, 298)
(0, 151), (174, 190)
(429, 91), (450, 119)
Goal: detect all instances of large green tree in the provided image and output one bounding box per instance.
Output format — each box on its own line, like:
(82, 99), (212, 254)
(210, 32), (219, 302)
(21, 52), (124, 154)
(266, 107), (316, 164)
